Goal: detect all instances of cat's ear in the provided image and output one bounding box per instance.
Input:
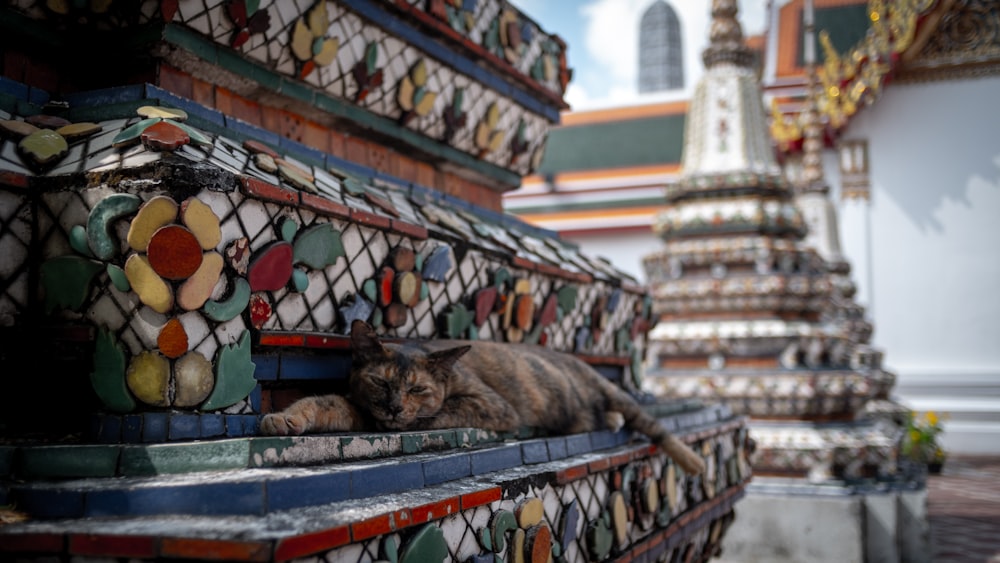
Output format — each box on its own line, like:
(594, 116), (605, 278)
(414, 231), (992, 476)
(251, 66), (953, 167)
(425, 345), (470, 377)
(350, 320), (387, 361)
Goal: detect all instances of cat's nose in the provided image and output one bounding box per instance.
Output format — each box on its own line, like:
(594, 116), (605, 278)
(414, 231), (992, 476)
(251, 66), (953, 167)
(388, 404), (403, 417)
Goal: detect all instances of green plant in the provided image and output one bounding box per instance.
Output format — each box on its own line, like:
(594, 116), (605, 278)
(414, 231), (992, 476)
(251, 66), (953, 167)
(901, 410), (947, 464)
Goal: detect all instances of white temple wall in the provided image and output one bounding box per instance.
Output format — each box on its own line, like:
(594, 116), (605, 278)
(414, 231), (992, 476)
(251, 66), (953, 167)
(830, 75), (1000, 454)
(565, 231), (662, 283)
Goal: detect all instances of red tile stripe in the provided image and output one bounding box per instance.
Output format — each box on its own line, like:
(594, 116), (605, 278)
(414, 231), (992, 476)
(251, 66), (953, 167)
(0, 532), (64, 552)
(350, 208), (392, 230)
(240, 176), (299, 205)
(0, 170), (30, 189)
(273, 525), (350, 561)
(257, 331), (352, 349)
(460, 486), (502, 510)
(410, 498), (461, 524)
(69, 534), (156, 558)
(257, 333), (306, 347)
(351, 509), (411, 541)
(300, 192), (351, 220)
(159, 537), (271, 562)
(390, 219), (429, 240)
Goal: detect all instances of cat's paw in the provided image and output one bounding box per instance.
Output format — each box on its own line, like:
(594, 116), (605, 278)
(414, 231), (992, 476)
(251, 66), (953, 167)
(260, 413), (308, 436)
(604, 411), (625, 432)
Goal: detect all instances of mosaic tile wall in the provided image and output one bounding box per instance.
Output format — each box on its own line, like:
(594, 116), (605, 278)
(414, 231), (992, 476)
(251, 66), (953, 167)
(0, 92), (649, 426)
(4, 0), (567, 178)
(298, 433), (749, 563)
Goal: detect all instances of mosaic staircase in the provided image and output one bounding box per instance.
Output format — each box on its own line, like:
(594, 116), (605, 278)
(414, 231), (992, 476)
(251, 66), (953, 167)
(1, 402), (750, 562)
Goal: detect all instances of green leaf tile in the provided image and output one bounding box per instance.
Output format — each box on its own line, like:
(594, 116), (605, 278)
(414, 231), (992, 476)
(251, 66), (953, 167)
(111, 117), (161, 148)
(39, 255), (104, 313)
(399, 524), (448, 563)
(86, 192), (142, 260)
(201, 330), (257, 410)
(90, 327), (135, 413)
(204, 277), (251, 322)
(293, 223), (344, 269)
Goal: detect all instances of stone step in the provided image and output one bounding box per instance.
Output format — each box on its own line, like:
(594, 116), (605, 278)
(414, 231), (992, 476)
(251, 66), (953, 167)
(0, 436), (751, 563)
(0, 407), (751, 563)
(1, 403), (734, 521)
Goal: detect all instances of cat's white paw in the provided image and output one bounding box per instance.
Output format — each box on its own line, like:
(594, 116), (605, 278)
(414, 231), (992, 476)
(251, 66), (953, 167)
(604, 411), (625, 432)
(260, 413), (307, 436)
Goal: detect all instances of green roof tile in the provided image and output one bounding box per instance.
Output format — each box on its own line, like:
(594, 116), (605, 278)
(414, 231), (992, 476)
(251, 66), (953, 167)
(537, 113), (686, 175)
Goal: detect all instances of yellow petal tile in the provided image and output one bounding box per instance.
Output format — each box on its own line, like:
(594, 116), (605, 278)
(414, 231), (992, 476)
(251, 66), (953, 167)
(291, 18), (313, 61)
(415, 91), (437, 117)
(515, 498), (544, 528)
(124, 254), (174, 314)
(313, 38), (339, 67)
(127, 195), (179, 252)
(177, 252), (224, 311)
(137, 105), (188, 121)
(397, 76), (415, 112)
(307, 1), (328, 36)
(181, 197), (221, 250)
(56, 122), (102, 140)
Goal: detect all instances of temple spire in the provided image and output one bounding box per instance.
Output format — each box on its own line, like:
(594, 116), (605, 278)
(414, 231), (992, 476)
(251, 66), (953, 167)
(670, 0), (785, 199)
(702, 0), (756, 69)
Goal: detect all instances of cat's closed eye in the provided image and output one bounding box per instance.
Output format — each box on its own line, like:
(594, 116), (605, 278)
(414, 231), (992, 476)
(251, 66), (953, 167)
(408, 385), (428, 394)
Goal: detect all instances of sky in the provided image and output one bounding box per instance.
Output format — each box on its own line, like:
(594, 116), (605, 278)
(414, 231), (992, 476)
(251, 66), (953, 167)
(509, 0), (773, 111)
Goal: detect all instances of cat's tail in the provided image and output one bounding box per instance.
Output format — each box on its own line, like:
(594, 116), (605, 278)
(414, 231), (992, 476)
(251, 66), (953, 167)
(604, 385), (707, 475)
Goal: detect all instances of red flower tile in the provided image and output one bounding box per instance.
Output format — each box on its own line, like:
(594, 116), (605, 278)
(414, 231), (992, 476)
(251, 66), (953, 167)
(157, 318), (188, 359)
(140, 120), (191, 151)
(147, 225), (203, 280)
(248, 241), (293, 292)
(249, 293), (272, 329)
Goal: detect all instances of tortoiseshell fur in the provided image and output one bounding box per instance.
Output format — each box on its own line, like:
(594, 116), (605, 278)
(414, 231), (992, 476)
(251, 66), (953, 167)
(260, 321), (705, 474)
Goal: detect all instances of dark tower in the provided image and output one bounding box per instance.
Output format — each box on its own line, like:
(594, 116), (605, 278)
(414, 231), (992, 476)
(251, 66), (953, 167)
(638, 0), (685, 92)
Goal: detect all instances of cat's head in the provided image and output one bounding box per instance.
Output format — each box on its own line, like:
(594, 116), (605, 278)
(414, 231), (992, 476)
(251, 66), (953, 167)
(348, 320), (469, 430)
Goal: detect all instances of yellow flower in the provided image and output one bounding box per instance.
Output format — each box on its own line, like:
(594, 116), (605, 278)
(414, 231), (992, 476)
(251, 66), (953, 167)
(926, 411), (938, 426)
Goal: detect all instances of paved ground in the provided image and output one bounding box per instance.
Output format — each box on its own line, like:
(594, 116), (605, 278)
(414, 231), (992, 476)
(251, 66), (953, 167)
(928, 455), (1000, 562)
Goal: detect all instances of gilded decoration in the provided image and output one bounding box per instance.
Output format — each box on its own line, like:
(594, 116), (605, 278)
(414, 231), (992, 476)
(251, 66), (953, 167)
(769, 0), (940, 142)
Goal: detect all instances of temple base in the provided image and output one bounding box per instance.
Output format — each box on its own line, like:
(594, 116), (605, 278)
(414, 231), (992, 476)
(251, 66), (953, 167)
(716, 478), (929, 563)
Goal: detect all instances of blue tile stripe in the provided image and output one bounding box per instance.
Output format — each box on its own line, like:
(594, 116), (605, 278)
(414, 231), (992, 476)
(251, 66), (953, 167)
(6, 413), (718, 518)
(89, 413), (263, 444)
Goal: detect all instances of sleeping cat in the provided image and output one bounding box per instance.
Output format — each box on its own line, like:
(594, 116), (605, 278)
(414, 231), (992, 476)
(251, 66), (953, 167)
(260, 320), (706, 474)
